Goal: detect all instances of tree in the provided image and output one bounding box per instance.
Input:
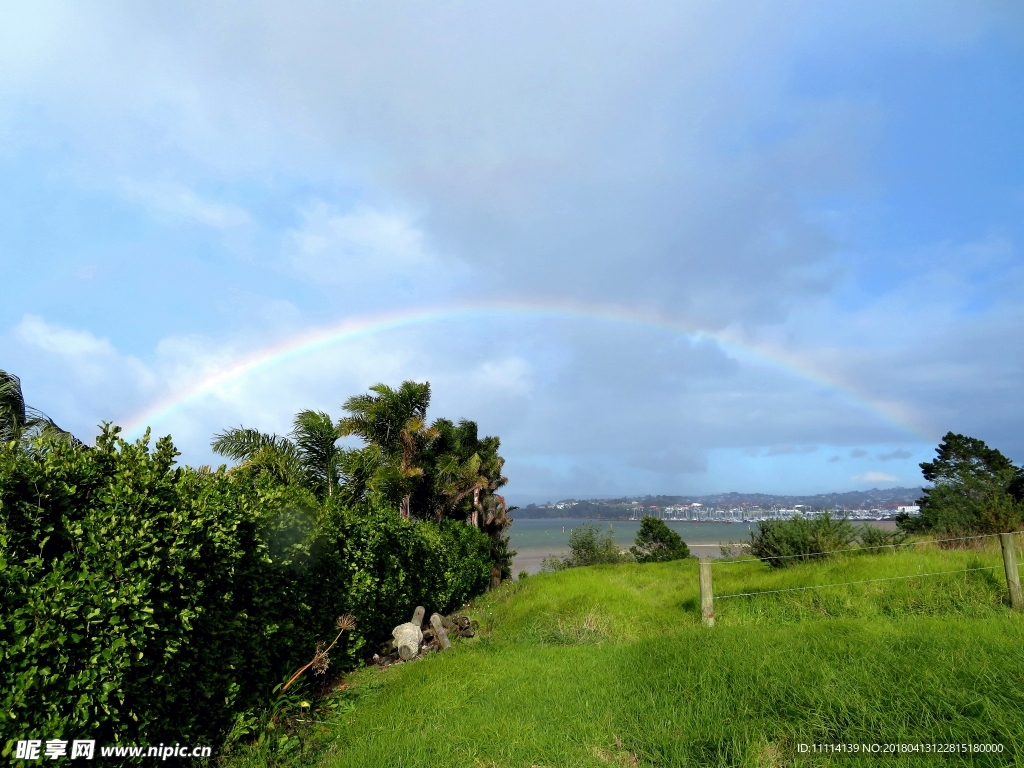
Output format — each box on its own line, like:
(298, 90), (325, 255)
(427, 418), (507, 527)
(291, 410), (345, 499)
(337, 382), (435, 519)
(630, 516), (690, 563)
(337, 385), (509, 527)
(211, 410), (342, 500)
(479, 496), (516, 588)
(897, 432), (1024, 536)
(0, 369), (27, 442)
(213, 381), (516, 586)
(0, 369), (80, 449)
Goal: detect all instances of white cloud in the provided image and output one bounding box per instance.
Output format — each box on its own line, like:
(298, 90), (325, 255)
(17, 314), (116, 358)
(851, 471), (898, 484)
(766, 445), (818, 456)
(285, 202), (466, 296)
(3, 1), (1005, 320)
(120, 179), (252, 228)
(289, 203), (423, 272)
(467, 358), (532, 397)
(6, 314), (538, 467)
(8, 316), (155, 438)
(14, 315), (154, 390)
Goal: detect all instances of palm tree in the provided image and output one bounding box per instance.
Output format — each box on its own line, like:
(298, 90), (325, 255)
(207, 381), (517, 584)
(480, 495), (517, 588)
(337, 382), (431, 453)
(0, 369), (80, 448)
(338, 382), (436, 519)
(428, 419), (508, 528)
(211, 410), (342, 499)
(291, 410), (345, 499)
(0, 369), (29, 443)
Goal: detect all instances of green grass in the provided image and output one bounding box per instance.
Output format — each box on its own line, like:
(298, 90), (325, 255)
(223, 539), (1024, 767)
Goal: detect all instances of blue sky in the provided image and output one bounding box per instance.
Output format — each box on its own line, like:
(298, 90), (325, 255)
(1, 2), (1022, 503)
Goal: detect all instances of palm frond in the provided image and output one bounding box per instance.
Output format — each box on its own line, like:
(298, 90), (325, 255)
(1, 369), (82, 448)
(211, 428), (286, 460)
(291, 410), (342, 498)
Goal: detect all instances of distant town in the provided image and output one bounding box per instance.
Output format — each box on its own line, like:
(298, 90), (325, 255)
(517, 487), (925, 522)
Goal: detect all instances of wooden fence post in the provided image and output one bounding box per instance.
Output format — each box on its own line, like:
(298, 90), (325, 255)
(1000, 534), (1023, 610)
(699, 559), (714, 627)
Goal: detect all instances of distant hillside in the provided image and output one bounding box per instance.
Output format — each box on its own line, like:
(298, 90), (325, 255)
(516, 487), (925, 518)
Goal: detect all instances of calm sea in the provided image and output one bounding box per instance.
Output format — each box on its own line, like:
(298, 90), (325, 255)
(508, 517), (897, 573)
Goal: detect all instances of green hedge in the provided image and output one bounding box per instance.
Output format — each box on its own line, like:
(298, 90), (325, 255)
(1, 427), (491, 757)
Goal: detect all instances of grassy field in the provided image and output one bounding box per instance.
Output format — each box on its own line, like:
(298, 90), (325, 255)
(224, 538), (1024, 767)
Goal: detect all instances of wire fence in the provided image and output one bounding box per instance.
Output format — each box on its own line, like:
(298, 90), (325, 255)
(701, 530), (1024, 607)
(711, 530), (1022, 567)
(716, 566), (998, 600)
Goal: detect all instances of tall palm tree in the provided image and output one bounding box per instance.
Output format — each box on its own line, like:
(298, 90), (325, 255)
(291, 410), (345, 499)
(337, 382), (431, 453)
(480, 495), (517, 588)
(429, 419), (508, 527)
(338, 382), (436, 519)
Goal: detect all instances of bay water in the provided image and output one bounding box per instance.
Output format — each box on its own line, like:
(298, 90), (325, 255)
(509, 518), (753, 573)
(509, 517), (898, 573)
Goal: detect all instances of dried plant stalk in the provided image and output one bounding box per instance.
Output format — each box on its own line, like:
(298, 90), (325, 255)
(282, 615), (356, 692)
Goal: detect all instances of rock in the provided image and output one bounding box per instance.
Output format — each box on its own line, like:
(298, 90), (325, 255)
(392, 622), (423, 660)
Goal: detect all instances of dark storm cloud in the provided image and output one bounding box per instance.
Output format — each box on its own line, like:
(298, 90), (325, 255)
(877, 449), (912, 461)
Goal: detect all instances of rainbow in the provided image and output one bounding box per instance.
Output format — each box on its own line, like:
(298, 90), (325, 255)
(121, 300), (932, 441)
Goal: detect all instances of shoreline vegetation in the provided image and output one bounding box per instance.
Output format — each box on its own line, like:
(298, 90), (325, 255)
(510, 519), (901, 572)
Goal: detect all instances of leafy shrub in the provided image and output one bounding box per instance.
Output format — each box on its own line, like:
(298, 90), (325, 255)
(541, 522), (632, 571)
(629, 516), (690, 563)
(313, 501), (490, 665)
(748, 513), (857, 568)
(1, 426), (491, 759)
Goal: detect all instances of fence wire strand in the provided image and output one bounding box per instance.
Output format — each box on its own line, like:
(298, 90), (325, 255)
(710, 530), (1021, 566)
(715, 566), (998, 600)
